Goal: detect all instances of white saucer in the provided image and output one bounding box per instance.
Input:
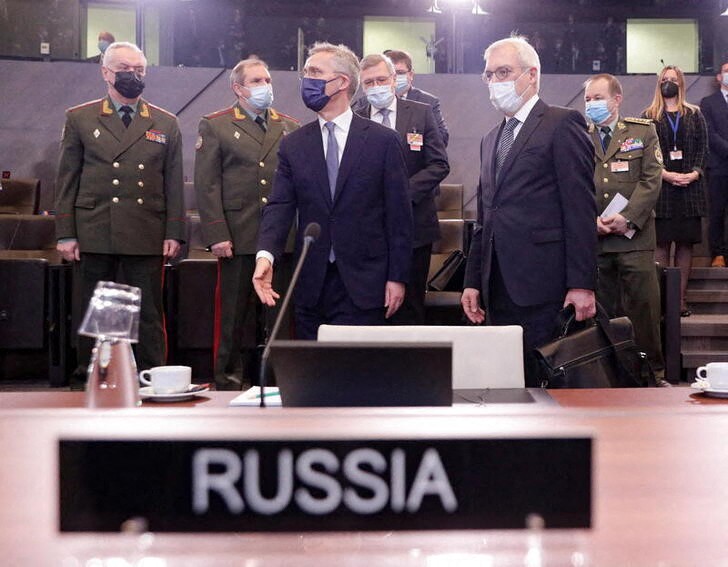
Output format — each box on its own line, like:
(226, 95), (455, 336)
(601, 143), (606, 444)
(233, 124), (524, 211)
(699, 387), (728, 399)
(139, 385), (210, 402)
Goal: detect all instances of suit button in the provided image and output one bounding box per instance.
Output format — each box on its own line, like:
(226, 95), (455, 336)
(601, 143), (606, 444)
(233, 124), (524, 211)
(138, 181), (144, 188)
(138, 164), (145, 170)
(112, 197), (119, 203)
(137, 198), (144, 205)
(113, 162), (120, 168)
(260, 179), (267, 186)
(261, 197), (268, 204)
(603, 178), (608, 183)
(603, 193), (609, 199)
(259, 161), (265, 168)
(112, 179), (120, 186)
(603, 163), (608, 169)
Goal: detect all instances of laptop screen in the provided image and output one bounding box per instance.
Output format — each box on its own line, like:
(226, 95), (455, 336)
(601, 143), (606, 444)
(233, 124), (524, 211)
(269, 341), (452, 407)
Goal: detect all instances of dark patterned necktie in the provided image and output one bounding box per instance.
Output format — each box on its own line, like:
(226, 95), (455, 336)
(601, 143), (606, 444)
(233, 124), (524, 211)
(495, 117), (519, 177)
(120, 105), (133, 128)
(600, 126), (612, 152)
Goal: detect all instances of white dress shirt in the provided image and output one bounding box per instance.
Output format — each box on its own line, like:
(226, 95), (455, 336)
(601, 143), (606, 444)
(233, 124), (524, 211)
(368, 98), (398, 129)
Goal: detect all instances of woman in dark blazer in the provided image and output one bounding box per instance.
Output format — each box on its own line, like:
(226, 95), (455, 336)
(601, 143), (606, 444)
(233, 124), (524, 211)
(643, 65), (708, 316)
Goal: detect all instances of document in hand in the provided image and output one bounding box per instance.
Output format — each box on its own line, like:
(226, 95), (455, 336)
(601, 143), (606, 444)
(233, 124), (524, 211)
(600, 193), (635, 239)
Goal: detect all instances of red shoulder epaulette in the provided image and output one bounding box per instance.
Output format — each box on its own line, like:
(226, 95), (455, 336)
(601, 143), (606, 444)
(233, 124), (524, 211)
(67, 98), (103, 113)
(270, 108), (300, 124)
(204, 107), (235, 120)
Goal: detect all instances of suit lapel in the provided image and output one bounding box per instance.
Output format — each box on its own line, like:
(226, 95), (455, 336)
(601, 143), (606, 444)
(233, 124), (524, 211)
(333, 115), (367, 205)
(496, 99), (546, 190)
(394, 100), (412, 136)
(232, 104), (265, 145)
(603, 119), (627, 161)
(590, 127), (605, 160)
(481, 124), (500, 195)
(308, 122), (332, 208)
(98, 97), (126, 144)
(260, 115), (283, 159)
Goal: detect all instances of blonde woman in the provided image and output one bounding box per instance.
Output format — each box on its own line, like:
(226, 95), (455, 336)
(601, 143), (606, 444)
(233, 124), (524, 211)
(643, 65), (708, 317)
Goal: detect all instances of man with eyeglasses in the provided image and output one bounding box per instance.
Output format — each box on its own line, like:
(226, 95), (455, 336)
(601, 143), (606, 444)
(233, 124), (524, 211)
(194, 58), (300, 390)
(352, 53), (449, 325)
(253, 42), (412, 339)
(55, 42), (185, 384)
(384, 50), (449, 147)
(461, 36), (597, 386)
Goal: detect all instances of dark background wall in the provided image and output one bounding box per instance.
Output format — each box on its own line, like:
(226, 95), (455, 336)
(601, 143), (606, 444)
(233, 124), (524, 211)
(0, 59), (720, 218)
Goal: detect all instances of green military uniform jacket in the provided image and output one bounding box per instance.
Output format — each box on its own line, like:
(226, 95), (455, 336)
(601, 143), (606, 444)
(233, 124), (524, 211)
(591, 117), (663, 252)
(194, 103), (299, 254)
(591, 117), (663, 253)
(55, 96), (185, 254)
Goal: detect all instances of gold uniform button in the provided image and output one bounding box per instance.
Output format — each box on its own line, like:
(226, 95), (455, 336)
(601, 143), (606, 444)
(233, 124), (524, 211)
(603, 193), (609, 199)
(138, 164), (145, 170)
(259, 161), (265, 168)
(603, 163), (608, 169)
(261, 197), (268, 204)
(137, 198), (144, 205)
(260, 179), (267, 186)
(603, 178), (608, 183)
(112, 197), (119, 203)
(138, 181), (144, 188)
(113, 162), (120, 168)
(112, 179), (120, 186)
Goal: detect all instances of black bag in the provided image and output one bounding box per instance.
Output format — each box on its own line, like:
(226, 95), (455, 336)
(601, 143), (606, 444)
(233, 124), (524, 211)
(427, 250), (465, 292)
(533, 304), (654, 389)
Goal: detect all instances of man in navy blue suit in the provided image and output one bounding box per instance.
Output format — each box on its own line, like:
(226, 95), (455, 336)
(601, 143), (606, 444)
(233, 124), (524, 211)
(461, 36), (597, 386)
(253, 42), (413, 339)
(700, 60), (728, 267)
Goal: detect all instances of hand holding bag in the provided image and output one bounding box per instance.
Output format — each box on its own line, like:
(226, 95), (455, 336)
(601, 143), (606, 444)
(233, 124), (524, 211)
(534, 303), (655, 389)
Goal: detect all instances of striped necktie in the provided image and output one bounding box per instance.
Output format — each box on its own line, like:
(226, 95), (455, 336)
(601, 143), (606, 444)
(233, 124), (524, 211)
(495, 117), (519, 177)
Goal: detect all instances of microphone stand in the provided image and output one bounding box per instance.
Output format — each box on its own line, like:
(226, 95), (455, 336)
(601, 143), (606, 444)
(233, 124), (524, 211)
(258, 231), (317, 407)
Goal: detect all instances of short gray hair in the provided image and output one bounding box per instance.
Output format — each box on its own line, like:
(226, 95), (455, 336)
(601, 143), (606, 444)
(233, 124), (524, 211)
(229, 58), (269, 88)
(360, 53), (395, 75)
(484, 35), (541, 89)
(308, 42), (360, 97)
(102, 41), (146, 68)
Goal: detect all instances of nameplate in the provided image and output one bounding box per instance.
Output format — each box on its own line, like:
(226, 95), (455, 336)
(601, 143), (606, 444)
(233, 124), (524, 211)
(59, 437), (591, 532)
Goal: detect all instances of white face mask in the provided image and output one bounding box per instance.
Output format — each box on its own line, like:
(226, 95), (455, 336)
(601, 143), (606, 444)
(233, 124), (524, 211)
(488, 70), (530, 115)
(722, 73), (728, 87)
(244, 84), (274, 111)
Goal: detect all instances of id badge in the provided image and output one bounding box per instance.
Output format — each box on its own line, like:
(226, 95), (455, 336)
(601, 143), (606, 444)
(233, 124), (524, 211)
(669, 150), (683, 161)
(610, 160), (629, 173)
(407, 132), (423, 152)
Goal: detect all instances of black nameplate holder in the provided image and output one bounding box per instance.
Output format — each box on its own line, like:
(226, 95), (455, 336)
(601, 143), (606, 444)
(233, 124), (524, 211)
(59, 437), (591, 532)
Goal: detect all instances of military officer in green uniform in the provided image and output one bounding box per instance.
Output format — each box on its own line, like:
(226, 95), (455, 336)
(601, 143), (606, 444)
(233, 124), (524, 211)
(584, 73), (667, 384)
(194, 58), (299, 390)
(55, 42), (185, 377)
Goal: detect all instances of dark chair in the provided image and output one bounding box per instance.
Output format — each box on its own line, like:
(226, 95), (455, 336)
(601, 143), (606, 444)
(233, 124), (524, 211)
(435, 183), (463, 219)
(0, 214), (60, 263)
(425, 219), (466, 325)
(0, 178), (41, 215)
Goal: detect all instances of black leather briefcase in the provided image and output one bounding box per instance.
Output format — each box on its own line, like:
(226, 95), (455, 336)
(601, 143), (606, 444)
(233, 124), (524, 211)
(534, 304), (654, 389)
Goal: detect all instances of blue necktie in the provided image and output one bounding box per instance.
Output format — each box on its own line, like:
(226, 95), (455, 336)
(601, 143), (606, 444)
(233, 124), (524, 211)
(325, 122), (339, 199)
(495, 117), (519, 179)
(324, 121), (339, 262)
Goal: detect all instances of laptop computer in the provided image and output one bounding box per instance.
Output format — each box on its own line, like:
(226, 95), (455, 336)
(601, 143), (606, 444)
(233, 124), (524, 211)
(269, 341), (452, 407)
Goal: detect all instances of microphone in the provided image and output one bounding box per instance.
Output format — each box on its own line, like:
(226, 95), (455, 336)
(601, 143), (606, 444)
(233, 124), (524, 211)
(258, 222), (320, 407)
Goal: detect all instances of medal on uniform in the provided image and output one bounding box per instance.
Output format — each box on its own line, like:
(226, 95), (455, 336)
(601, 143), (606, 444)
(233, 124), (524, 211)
(234, 131), (240, 139)
(93, 129), (100, 138)
(195, 135), (203, 150)
(145, 129), (167, 144)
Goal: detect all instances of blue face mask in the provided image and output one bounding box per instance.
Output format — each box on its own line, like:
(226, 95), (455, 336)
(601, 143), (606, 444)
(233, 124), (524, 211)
(395, 73), (409, 95)
(244, 84), (274, 111)
(98, 40), (110, 53)
(301, 76), (340, 112)
(366, 85), (395, 110)
(585, 100), (611, 125)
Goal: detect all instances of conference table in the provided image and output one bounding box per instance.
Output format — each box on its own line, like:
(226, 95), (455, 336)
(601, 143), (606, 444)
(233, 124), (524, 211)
(1, 387), (727, 565)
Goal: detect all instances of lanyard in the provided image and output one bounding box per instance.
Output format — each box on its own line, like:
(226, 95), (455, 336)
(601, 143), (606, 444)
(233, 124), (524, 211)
(665, 112), (680, 150)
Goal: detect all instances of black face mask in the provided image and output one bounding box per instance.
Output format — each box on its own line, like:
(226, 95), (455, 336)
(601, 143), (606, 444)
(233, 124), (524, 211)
(660, 81), (679, 99)
(114, 71), (145, 99)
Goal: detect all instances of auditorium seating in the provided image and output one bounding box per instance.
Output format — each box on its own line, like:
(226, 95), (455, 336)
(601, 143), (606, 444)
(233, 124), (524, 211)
(0, 178), (40, 215)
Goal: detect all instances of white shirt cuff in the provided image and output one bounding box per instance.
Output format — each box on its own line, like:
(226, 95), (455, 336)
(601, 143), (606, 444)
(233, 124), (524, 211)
(256, 250), (274, 266)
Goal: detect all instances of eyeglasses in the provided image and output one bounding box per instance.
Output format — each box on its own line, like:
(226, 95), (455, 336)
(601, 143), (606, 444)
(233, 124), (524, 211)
(361, 75), (394, 89)
(482, 66), (523, 83)
(660, 78), (679, 84)
(108, 63), (146, 75)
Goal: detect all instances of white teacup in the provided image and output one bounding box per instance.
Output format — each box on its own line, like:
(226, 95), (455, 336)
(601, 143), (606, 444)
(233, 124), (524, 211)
(139, 365), (191, 394)
(696, 362), (728, 389)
